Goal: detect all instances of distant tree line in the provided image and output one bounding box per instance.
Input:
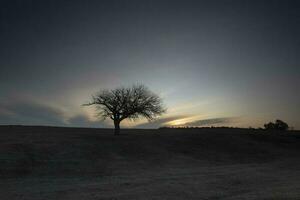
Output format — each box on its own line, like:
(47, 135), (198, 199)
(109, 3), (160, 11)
(159, 126), (247, 129)
(160, 119), (290, 131)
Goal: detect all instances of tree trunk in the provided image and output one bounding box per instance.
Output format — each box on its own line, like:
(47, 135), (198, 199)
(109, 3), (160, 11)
(114, 120), (120, 135)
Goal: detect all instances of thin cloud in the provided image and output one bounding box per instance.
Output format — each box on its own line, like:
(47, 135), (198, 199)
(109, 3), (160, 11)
(67, 115), (107, 128)
(0, 101), (66, 126)
(134, 115), (187, 129)
(183, 117), (240, 127)
(0, 100), (109, 128)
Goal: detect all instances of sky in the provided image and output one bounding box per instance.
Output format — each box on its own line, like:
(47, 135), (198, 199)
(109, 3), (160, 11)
(0, 0), (299, 129)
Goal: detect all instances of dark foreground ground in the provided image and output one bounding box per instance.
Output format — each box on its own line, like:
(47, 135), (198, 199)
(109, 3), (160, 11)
(0, 126), (300, 200)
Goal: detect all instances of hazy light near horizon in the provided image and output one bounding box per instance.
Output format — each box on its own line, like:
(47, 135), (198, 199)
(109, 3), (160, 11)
(166, 116), (202, 127)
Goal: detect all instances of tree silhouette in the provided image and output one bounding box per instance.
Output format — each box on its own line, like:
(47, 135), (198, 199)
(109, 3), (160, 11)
(83, 85), (165, 135)
(264, 122), (276, 130)
(264, 119), (289, 131)
(274, 119), (289, 130)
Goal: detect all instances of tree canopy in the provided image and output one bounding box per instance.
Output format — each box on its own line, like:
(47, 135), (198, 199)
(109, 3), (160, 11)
(84, 84), (165, 134)
(264, 119), (289, 131)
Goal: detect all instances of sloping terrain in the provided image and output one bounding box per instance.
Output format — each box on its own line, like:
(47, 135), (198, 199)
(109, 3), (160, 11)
(0, 126), (300, 199)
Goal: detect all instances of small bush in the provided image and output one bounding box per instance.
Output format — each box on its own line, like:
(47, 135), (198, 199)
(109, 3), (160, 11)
(264, 119), (289, 131)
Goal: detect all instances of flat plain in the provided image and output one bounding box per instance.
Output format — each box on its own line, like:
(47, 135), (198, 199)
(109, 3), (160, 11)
(0, 126), (300, 199)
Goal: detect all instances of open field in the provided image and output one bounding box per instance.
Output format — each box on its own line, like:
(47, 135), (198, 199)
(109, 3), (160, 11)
(0, 126), (300, 199)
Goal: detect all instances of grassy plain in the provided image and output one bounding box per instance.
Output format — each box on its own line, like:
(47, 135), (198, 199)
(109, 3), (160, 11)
(0, 126), (299, 199)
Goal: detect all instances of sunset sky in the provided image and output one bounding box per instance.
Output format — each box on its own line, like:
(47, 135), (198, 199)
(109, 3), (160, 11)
(1, 0), (299, 129)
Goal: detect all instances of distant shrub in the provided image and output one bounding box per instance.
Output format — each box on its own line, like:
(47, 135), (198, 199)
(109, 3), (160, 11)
(264, 122), (276, 130)
(264, 119), (289, 131)
(158, 126), (242, 130)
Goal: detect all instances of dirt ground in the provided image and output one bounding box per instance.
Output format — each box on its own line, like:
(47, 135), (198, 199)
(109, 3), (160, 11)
(0, 126), (300, 199)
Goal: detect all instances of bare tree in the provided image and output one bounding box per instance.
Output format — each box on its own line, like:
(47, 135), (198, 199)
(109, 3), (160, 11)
(83, 85), (165, 135)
